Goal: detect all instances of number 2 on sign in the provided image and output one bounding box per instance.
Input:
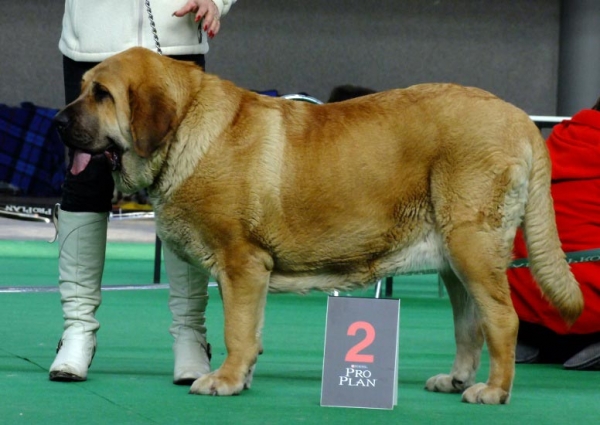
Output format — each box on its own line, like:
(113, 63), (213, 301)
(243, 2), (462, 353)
(345, 321), (375, 363)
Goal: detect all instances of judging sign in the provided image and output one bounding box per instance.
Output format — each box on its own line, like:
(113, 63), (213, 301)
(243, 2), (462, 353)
(320, 296), (400, 409)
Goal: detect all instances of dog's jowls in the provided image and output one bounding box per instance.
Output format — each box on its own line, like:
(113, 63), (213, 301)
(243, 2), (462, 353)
(54, 47), (583, 404)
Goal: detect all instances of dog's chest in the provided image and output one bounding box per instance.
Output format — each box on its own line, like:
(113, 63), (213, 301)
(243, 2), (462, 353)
(152, 202), (214, 267)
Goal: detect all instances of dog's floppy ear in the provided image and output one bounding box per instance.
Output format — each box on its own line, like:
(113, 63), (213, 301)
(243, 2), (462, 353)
(129, 84), (177, 158)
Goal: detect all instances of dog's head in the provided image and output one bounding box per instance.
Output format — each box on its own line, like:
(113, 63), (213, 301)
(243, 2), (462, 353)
(54, 47), (193, 193)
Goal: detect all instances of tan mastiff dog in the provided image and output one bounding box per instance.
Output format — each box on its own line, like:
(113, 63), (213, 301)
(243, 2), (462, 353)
(53, 47), (583, 404)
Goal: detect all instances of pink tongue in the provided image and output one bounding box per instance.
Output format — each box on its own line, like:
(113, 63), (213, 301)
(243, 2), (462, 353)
(71, 150), (92, 175)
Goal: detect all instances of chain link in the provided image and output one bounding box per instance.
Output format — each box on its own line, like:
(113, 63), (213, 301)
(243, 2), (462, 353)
(144, 0), (163, 55)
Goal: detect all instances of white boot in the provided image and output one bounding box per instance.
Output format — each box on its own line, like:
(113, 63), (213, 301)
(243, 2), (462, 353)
(163, 245), (211, 385)
(49, 207), (107, 381)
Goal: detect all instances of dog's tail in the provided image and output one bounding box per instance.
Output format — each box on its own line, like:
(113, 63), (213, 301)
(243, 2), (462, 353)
(520, 126), (583, 325)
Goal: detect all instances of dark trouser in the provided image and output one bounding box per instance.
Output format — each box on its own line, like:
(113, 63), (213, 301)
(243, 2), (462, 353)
(60, 53), (205, 212)
(518, 321), (600, 363)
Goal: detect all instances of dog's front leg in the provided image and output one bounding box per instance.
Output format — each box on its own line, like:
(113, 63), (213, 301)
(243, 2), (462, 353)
(189, 250), (270, 396)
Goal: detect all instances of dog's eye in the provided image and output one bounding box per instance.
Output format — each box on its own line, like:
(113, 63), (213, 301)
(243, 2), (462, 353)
(93, 83), (112, 102)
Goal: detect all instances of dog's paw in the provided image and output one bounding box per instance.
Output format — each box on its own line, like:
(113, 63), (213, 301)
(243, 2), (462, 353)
(189, 370), (246, 396)
(425, 374), (466, 393)
(461, 383), (510, 404)
(243, 364), (256, 389)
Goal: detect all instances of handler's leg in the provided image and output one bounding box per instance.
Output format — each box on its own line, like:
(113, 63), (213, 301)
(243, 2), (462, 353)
(49, 57), (113, 382)
(163, 245), (212, 385)
(49, 207), (108, 381)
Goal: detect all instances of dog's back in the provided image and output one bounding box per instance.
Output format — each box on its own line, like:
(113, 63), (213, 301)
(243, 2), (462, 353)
(260, 85), (534, 286)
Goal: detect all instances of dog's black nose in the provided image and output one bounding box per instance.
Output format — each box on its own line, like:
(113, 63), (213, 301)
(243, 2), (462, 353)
(53, 111), (70, 131)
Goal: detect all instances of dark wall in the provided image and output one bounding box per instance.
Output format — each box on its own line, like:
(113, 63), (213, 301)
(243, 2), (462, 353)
(1, 0), (561, 115)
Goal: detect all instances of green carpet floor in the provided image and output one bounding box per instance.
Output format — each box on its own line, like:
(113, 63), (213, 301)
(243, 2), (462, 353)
(1, 239), (168, 287)
(0, 240), (598, 424)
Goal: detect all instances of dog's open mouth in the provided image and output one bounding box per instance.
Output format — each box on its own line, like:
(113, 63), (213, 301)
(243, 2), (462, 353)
(70, 142), (122, 176)
(104, 146), (122, 172)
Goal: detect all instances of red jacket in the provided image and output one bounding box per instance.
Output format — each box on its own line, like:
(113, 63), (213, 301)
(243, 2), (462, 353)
(508, 109), (600, 334)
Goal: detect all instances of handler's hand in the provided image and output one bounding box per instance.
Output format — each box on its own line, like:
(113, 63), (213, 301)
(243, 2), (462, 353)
(173, 0), (221, 38)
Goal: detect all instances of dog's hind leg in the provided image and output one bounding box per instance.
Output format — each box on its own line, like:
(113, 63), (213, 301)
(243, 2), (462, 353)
(441, 226), (518, 404)
(425, 266), (484, 395)
(189, 246), (271, 396)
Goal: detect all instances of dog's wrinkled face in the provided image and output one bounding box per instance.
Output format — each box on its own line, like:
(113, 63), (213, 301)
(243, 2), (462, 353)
(53, 48), (179, 193)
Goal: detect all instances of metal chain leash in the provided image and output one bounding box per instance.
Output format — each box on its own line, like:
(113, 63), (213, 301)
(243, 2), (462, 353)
(144, 0), (163, 55)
